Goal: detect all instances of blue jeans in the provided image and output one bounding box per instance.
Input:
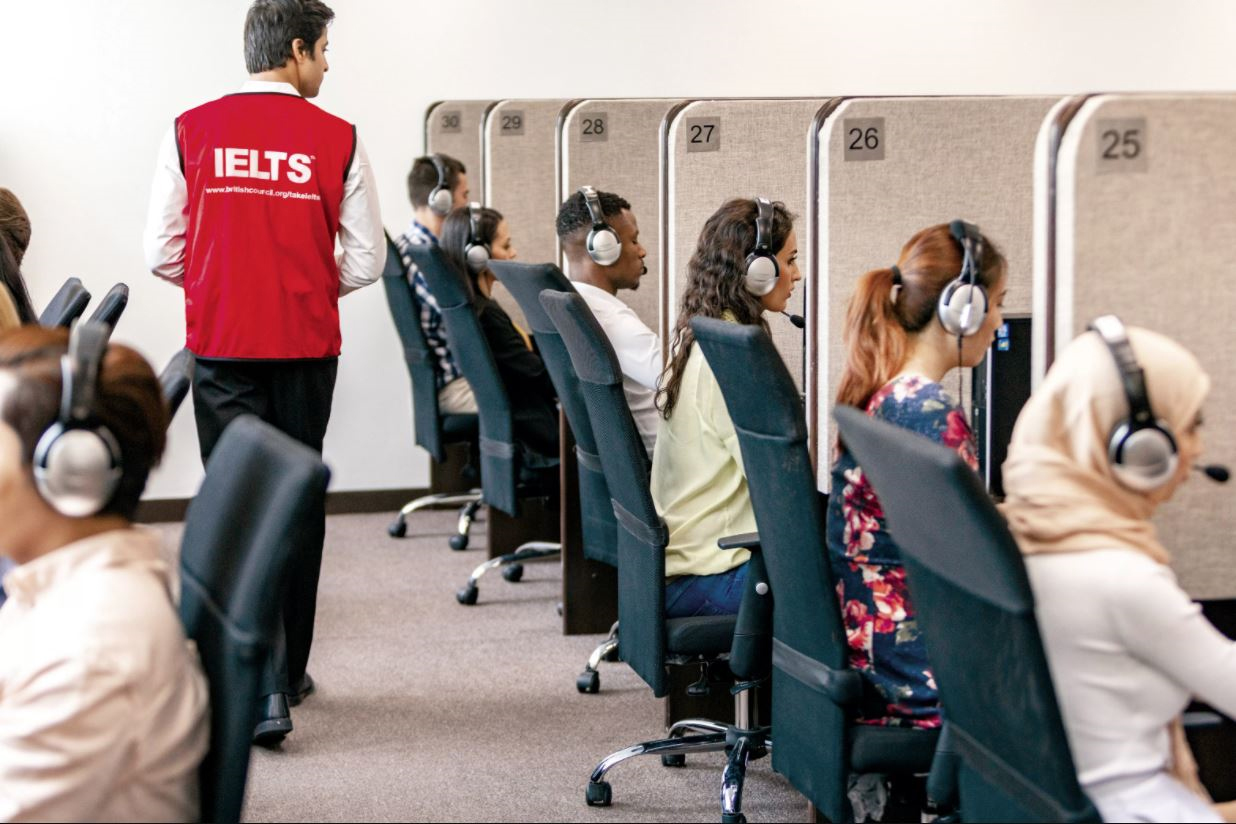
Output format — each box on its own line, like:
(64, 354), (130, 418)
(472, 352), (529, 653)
(665, 563), (749, 618)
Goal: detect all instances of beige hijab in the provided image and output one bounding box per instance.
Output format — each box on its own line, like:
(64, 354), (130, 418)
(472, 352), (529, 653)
(1002, 326), (1210, 564)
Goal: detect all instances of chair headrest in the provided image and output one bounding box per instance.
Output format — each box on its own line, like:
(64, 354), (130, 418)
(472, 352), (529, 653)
(539, 291), (623, 386)
(488, 260), (573, 334)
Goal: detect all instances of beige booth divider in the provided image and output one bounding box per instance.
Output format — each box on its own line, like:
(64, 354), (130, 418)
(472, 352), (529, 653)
(813, 96), (1058, 490)
(665, 99), (832, 388)
(1036, 94), (1236, 598)
(483, 99), (579, 327)
(424, 100), (498, 202)
(560, 99), (684, 334)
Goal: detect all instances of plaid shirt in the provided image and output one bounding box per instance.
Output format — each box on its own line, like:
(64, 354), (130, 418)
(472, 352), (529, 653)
(394, 220), (462, 390)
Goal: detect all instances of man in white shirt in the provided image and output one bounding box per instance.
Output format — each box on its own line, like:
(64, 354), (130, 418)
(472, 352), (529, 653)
(142, 0), (383, 746)
(555, 189), (660, 455)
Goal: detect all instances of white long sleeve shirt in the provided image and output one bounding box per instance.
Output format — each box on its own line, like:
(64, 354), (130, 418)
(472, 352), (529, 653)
(1026, 548), (1236, 790)
(572, 281), (661, 455)
(142, 80), (384, 296)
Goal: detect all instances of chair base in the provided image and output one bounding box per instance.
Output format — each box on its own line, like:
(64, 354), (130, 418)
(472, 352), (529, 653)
(455, 541), (561, 605)
(577, 621), (620, 694)
(387, 491), (483, 551)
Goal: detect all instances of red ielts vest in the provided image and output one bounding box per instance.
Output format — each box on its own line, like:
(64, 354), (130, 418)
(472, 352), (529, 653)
(176, 93), (355, 359)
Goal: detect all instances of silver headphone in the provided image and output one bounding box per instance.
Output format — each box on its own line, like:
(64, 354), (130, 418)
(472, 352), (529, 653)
(464, 203), (491, 274)
(743, 198), (780, 297)
(427, 154), (454, 217)
(580, 186), (621, 266)
(937, 219), (989, 337)
(1090, 314), (1180, 492)
(32, 321), (123, 517)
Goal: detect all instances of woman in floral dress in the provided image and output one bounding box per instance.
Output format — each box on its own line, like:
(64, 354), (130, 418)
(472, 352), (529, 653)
(827, 222), (1007, 727)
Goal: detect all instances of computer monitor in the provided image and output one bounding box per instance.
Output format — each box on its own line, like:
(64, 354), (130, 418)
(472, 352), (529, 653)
(971, 314), (1032, 499)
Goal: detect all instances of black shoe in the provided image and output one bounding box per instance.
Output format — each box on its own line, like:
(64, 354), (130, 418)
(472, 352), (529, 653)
(252, 693), (293, 747)
(288, 673), (315, 708)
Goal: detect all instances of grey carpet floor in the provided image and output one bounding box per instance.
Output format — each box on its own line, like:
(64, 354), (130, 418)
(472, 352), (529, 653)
(157, 510), (805, 822)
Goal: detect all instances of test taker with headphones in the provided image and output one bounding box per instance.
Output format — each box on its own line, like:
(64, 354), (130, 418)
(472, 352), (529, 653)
(1002, 317), (1236, 823)
(828, 220), (1008, 729)
(0, 323), (208, 821)
(652, 197), (801, 618)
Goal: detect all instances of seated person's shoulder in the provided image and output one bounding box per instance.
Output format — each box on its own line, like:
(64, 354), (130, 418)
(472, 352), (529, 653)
(872, 377), (971, 446)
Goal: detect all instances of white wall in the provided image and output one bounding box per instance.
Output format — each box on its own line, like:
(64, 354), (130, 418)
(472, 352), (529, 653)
(3, 0), (1235, 498)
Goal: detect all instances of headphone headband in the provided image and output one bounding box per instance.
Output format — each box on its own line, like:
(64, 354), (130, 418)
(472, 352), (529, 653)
(63, 320), (109, 425)
(431, 154), (447, 187)
(742, 197), (780, 297)
(468, 202), (483, 245)
(937, 219), (989, 338)
(753, 197), (773, 257)
(578, 186), (622, 266)
(1089, 315), (1156, 428)
(581, 186), (606, 230)
(427, 154), (453, 216)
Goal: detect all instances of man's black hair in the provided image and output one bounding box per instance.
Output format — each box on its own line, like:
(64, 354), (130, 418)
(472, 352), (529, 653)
(244, 0), (335, 74)
(555, 190), (631, 241)
(407, 155), (467, 209)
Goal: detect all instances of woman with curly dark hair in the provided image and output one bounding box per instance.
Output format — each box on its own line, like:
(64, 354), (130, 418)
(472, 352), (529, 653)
(651, 197), (800, 618)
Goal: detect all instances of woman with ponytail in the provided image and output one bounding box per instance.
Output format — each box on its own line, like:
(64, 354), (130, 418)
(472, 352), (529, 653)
(829, 222), (1007, 728)
(653, 197), (801, 618)
(0, 188), (38, 330)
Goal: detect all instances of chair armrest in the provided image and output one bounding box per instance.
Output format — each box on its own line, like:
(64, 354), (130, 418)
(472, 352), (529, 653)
(719, 532), (760, 551)
(1183, 710), (1225, 730)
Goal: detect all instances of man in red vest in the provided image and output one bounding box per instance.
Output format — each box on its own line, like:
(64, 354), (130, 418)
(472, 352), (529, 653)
(143, 0), (383, 746)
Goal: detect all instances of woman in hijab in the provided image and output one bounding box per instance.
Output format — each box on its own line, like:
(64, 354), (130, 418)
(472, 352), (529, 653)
(1003, 320), (1236, 823)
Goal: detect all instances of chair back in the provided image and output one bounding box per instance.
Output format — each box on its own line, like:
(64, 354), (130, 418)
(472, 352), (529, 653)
(87, 282), (129, 329)
(382, 233), (455, 464)
(179, 416), (331, 824)
(490, 260), (617, 566)
(834, 405), (1100, 823)
(159, 347), (194, 422)
(38, 276), (91, 327)
(540, 290), (671, 694)
(409, 243), (521, 515)
(692, 318), (857, 821)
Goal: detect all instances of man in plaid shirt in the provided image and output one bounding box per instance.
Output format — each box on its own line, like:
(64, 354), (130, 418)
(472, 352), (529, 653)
(394, 153), (475, 412)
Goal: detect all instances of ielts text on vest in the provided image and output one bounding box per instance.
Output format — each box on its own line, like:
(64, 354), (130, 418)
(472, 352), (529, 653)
(213, 148), (313, 183)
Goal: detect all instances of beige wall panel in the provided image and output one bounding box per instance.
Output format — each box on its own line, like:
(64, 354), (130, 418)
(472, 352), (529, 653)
(816, 96), (1058, 490)
(1051, 94), (1236, 598)
(425, 100), (496, 203)
(666, 99), (830, 396)
(484, 99), (575, 327)
(561, 99), (684, 335)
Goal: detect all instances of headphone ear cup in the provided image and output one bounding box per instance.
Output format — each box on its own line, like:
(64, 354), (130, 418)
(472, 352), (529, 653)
(33, 426), (123, 517)
(1108, 421), (1180, 492)
(743, 253), (780, 296)
(428, 186), (453, 216)
(465, 242), (491, 274)
(937, 282), (988, 336)
(587, 228), (622, 266)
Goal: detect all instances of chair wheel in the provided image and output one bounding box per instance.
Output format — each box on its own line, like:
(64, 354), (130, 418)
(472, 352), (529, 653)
(585, 780), (612, 807)
(661, 753), (686, 768)
(449, 534), (469, 551)
(502, 563), (524, 583)
(721, 814), (746, 824)
(456, 585), (479, 606)
(556, 601), (564, 616)
(577, 671), (600, 694)
(387, 519), (407, 538)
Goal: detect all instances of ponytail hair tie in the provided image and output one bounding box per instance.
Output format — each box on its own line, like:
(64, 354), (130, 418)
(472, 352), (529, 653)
(889, 264), (903, 304)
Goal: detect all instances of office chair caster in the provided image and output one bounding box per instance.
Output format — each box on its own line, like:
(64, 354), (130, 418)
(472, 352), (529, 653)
(585, 780), (612, 807)
(456, 584), (479, 605)
(502, 563), (524, 583)
(661, 754), (686, 768)
(387, 517), (407, 538)
(577, 670), (600, 694)
(449, 534), (469, 551)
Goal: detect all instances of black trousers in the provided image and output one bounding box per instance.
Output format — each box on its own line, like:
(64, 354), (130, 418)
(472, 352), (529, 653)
(192, 356), (338, 697)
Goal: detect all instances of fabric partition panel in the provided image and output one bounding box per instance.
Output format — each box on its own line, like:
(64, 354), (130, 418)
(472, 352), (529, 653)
(664, 99), (832, 394)
(559, 99), (684, 336)
(814, 96), (1059, 490)
(1040, 94), (1236, 598)
(424, 100), (497, 203)
(484, 99), (578, 328)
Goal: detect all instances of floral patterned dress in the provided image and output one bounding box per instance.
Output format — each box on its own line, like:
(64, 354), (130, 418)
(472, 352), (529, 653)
(826, 375), (979, 728)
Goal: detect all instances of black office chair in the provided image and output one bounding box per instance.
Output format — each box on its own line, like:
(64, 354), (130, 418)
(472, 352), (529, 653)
(159, 347), (194, 421)
(381, 232), (484, 549)
(834, 405), (1102, 823)
(178, 415), (331, 824)
(489, 260), (620, 691)
(409, 244), (560, 604)
(541, 291), (770, 822)
(693, 319), (944, 822)
(86, 282), (129, 329)
(38, 276), (91, 327)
